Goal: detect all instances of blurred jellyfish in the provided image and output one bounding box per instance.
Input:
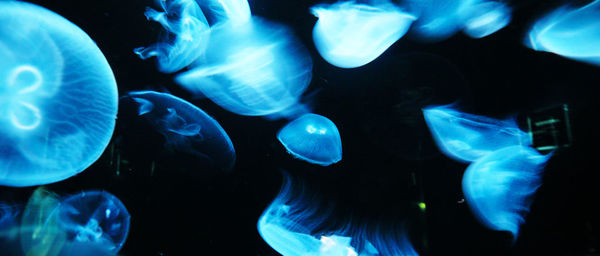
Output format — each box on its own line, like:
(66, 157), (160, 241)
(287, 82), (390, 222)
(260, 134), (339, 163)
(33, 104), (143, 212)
(121, 91), (236, 171)
(423, 105), (531, 162)
(134, 0), (210, 73)
(204, 0), (251, 25)
(310, 1), (416, 68)
(526, 0), (600, 66)
(176, 16), (313, 116)
(0, 1), (119, 187)
(462, 146), (550, 237)
(19, 188), (130, 256)
(462, 1), (511, 39)
(277, 114), (342, 166)
(406, 0), (477, 41)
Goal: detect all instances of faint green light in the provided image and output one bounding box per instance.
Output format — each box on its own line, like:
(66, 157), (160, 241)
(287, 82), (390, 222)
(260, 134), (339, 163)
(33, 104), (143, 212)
(418, 202), (426, 211)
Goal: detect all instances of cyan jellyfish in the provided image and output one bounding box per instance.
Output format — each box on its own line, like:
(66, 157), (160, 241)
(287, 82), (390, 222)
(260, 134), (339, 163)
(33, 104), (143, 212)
(134, 0), (210, 73)
(121, 91), (236, 171)
(462, 1), (511, 39)
(310, 1), (416, 68)
(0, 1), (119, 187)
(526, 0), (600, 66)
(203, 0), (251, 25)
(277, 114), (342, 166)
(423, 105), (531, 162)
(20, 188), (130, 256)
(405, 0), (478, 41)
(462, 146), (550, 237)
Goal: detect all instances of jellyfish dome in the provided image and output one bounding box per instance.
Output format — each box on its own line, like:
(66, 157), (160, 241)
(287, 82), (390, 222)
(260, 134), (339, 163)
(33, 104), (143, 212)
(176, 16), (313, 116)
(122, 91), (236, 171)
(311, 1), (416, 68)
(462, 146), (550, 237)
(423, 105), (531, 163)
(0, 1), (118, 187)
(462, 1), (511, 39)
(406, 0), (478, 42)
(277, 114), (342, 166)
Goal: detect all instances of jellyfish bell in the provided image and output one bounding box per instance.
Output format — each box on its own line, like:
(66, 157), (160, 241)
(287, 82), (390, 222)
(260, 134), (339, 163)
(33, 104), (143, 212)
(176, 16), (313, 116)
(405, 0), (479, 42)
(0, 1), (118, 187)
(277, 114), (342, 166)
(121, 91), (236, 171)
(311, 1), (416, 68)
(462, 1), (511, 39)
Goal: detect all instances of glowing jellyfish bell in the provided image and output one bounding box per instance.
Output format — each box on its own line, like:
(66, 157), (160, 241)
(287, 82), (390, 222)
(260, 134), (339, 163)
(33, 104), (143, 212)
(462, 146), (550, 238)
(462, 1), (511, 39)
(423, 105), (531, 163)
(0, 1), (118, 187)
(310, 1), (416, 68)
(406, 0), (478, 41)
(277, 114), (342, 166)
(121, 91), (236, 171)
(526, 0), (600, 66)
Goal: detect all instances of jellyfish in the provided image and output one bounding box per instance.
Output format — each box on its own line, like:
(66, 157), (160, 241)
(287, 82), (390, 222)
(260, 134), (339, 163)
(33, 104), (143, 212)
(121, 91), (236, 171)
(19, 188), (130, 256)
(526, 0), (600, 66)
(0, 1), (119, 187)
(277, 114), (342, 166)
(423, 105), (531, 163)
(310, 1), (416, 68)
(134, 0), (210, 73)
(405, 0), (478, 41)
(203, 0), (251, 25)
(462, 146), (550, 238)
(462, 1), (511, 39)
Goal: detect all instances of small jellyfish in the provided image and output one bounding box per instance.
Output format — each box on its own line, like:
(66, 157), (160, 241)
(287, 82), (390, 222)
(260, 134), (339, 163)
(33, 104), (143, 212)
(277, 114), (342, 166)
(0, 1), (119, 187)
(310, 1), (416, 68)
(526, 0), (600, 66)
(462, 1), (511, 39)
(121, 91), (236, 171)
(134, 0), (210, 73)
(405, 0), (478, 41)
(423, 105), (531, 162)
(462, 146), (550, 238)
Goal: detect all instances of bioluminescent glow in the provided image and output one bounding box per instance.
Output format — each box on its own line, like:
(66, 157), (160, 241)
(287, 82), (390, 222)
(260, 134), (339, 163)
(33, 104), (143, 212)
(462, 1), (511, 39)
(176, 16), (313, 117)
(526, 0), (600, 66)
(423, 105), (531, 162)
(0, 1), (118, 187)
(406, 0), (477, 41)
(134, 0), (210, 73)
(277, 114), (342, 166)
(16, 188), (130, 256)
(310, 1), (416, 68)
(122, 91), (236, 171)
(462, 146), (550, 237)
(205, 0), (251, 24)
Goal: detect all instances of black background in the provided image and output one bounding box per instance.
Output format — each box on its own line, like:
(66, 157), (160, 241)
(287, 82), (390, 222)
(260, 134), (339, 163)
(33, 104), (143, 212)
(1, 0), (600, 255)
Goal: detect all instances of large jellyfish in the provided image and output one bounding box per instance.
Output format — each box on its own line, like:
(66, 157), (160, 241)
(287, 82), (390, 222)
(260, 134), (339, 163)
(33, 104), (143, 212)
(423, 105), (531, 162)
(134, 0), (210, 73)
(462, 146), (550, 238)
(526, 0), (600, 66)
(0, 1), (119, 187)
(277, 114), (342, 166)
(19, 188), (130, 256)
(310, 1), (416, 68)
(121, 91), (236, 171)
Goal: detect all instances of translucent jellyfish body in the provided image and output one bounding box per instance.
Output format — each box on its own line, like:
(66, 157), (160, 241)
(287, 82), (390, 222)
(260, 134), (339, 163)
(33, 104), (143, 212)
(526, 0), (600, 66)
(462, 1), (511, 39)
(423, 105), (531, 162)
(0, 1), (119, 187)
(134, 0), (210, 73)
(462, 146), (550, 237)
(122, 91), (236, 171)
(311, 1), (416, 68)
(176, 17), (313, 116)
(277, 114), (342, 166)
(406, 0), (478, 41)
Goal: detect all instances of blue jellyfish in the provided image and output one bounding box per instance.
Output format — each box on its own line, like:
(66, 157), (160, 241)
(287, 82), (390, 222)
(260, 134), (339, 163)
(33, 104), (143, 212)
(526, 0), (600, 66)
(122, 91), (236, 171)
(134, 0), (210, 73)
(310, 1), (416, 68)
(405, 0), (478, 41)
(20, 188), (130, 256)
(0, 1), (119, 187)
(462, 1), (511, 39)
(277, 114), (342, 166)
(203, 0), (251, 25)
(423, 105), (531, 163)
(462, 146), (550, 238)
